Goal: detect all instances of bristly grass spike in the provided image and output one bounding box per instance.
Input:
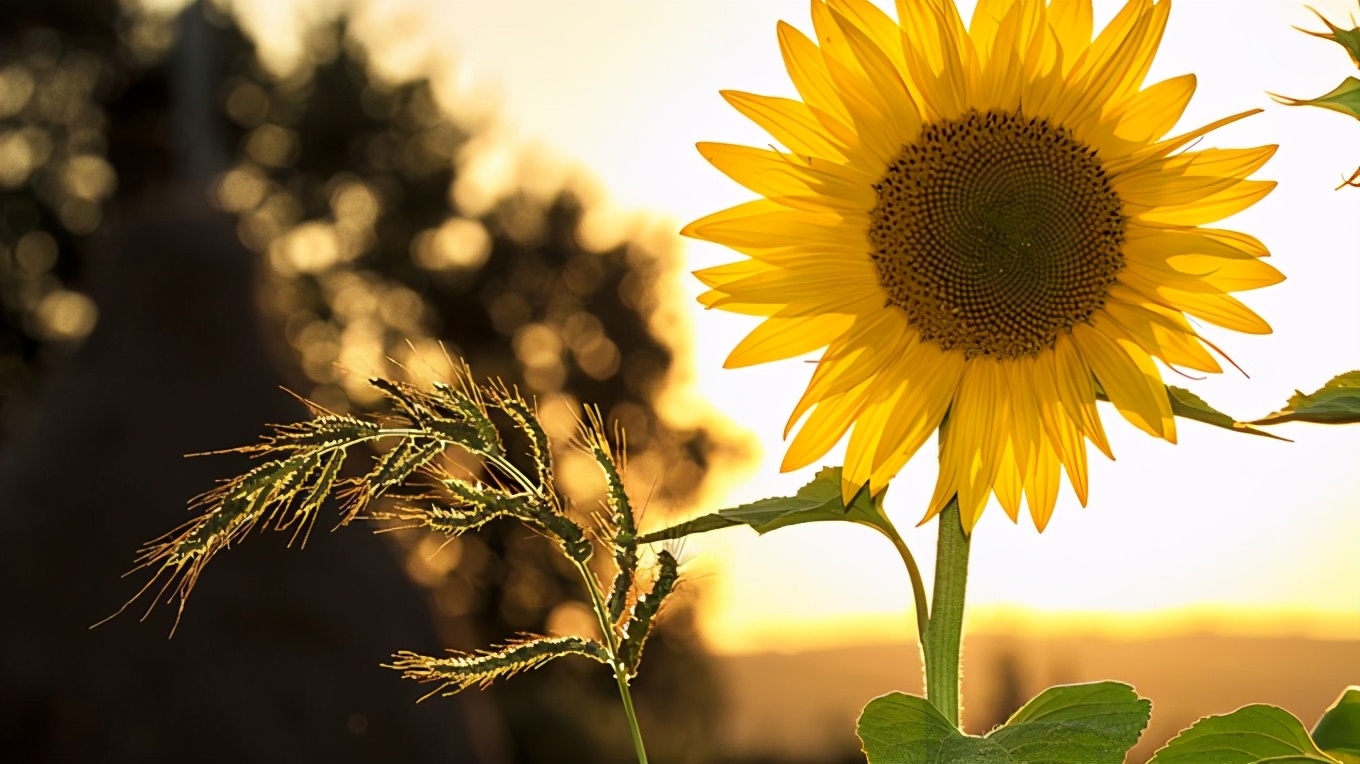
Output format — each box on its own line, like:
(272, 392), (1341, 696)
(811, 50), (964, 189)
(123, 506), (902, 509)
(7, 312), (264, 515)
(112, 368), (674, 762)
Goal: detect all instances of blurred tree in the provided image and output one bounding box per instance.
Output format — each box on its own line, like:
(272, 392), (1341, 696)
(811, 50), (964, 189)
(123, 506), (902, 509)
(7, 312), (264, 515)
(215, 12), (754, 760)
(0, 0), (753, 762)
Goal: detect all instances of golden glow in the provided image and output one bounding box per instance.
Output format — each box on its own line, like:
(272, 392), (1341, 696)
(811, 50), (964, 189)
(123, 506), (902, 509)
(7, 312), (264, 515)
(248, 0), (1359, 649)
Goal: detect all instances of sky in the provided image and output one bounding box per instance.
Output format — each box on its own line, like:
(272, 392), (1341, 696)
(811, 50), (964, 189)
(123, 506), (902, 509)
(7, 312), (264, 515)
(241, 0), (1360, 652)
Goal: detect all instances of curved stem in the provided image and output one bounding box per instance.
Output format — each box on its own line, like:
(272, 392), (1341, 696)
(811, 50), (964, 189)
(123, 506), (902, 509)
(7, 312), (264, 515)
(884, 526), (929, 644)
(923, 496), (970, 729)
(575, 560), (650, 764)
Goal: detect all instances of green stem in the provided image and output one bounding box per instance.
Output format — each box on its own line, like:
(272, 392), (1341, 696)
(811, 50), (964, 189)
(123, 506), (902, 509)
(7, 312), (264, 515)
(884, 526), (929, 644)
(576, 560), (649, 764)
(923, 496), (970, 729)
(611, 659), (648, 764)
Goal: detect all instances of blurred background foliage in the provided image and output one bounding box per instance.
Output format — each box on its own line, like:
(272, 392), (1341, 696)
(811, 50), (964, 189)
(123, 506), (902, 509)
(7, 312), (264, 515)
(0, 0), (756, 761)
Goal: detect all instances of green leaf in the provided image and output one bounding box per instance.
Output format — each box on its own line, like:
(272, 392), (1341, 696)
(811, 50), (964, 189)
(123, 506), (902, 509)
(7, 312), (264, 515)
(858, 692), (1007, 763)
(1276, 76), (1360, 120)
(1252, 372), (1360, 425)
(858, 683), (1149, 764)
(637, 466), (893, 543)
(987, 682), (1152, 763)
(1314, 687), (1360, 764)
(1148, 704), (1337, 764)
(1166, 386), (1290, 441)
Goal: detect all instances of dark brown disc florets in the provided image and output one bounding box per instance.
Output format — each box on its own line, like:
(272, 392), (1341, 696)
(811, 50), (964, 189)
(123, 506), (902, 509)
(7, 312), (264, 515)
(868, 109), (1126, 359)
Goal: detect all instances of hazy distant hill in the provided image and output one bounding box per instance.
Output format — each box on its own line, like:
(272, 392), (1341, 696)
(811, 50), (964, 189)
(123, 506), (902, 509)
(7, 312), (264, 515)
(713, 633), (1360, 763)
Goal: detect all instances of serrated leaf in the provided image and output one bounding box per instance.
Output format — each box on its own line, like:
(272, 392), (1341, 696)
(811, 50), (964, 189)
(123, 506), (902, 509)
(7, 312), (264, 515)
(1277, 76), (1360, 120)
(857, 692), (978, 763)
(859, 683), (1149, 764)
(1167, 386), (1290, 441)
(1252, 372), (1360, 425)
(987, 682), (1152, 764)
(1148, 704), (1336, 764)
(637, 466), (891, 544)
(1314, 687), (1360, 764)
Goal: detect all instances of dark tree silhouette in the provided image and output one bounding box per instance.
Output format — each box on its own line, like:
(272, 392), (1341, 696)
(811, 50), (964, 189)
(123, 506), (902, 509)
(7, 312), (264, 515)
(0, 1), (750, 762)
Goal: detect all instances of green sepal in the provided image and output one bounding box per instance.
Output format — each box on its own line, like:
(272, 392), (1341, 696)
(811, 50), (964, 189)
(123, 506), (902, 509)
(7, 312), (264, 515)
(1252, 372), (1360, 425)
(1277, 76), (1360, 120)
(1148, 704), (1337, 763)
(636, 466), (893, 544)
(1298, 8), (1360, 69)
(1314, 687), (1360, 764)
(858, 682), (1150, 764)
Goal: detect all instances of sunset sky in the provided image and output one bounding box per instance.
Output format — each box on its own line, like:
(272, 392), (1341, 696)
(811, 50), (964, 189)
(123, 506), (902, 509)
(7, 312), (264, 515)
(238, 0), (1360, 652)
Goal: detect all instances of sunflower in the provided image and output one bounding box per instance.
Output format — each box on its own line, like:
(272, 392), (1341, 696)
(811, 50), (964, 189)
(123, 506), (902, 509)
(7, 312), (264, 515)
(685, 0), (1282, 533)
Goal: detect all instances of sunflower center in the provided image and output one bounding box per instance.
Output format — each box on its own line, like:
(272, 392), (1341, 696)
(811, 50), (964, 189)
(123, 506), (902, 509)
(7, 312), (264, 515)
(868, 109), (1125, 359)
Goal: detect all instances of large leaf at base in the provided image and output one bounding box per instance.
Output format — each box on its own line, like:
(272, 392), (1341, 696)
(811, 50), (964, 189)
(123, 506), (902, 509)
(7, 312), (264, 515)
(637, 466), (893, 543)
(987, 682), (1152, 763)
(1252, 372), (1360, 425)
(858, 683), (1149, 764)
(858, 692), (991, 763)
(1314, 687), (1360, 764)
(1148, 704), (1337, 763)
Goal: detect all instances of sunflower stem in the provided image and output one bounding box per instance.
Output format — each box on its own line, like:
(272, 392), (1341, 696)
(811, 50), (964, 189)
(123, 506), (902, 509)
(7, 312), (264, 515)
(923, 496), (969, 729)
(884, 525), (929, 644)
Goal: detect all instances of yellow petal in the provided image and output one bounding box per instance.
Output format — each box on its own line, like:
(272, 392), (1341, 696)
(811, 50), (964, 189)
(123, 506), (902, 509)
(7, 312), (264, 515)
(783, 384), (872, 472)
(682, 199), (863, 251)
(1052, 333), (1113, 458)
(703, 261), (879, 304)
(1197, 226), (1271, 258)
(1136, 180), (1275, 226)
(721, 91), (847, 161)
(1047, 0), (1093, 73)
(1154, 287), (1273, 334)
(1115, 171), (1243, 211)
(1053, 0), (1154, 125)
(829, 0), (904, 62)
(777, 20), (851, 124)
(936, 358), (1008, 532)
(810, 2), (910, 164)
(1114, 73), (1196, 144)
(1122, 225), (1265, 264)
(697, 142), (877, 212)
(869, 343), (965, 487)
(693, 259), (770, 289)
(789, 310), (912, 431)
(725, 313), (855, 368)
(1072, 319), (1175, 442)
(1024, 438), (1062, 532)
(1168, 254), (1285, 292)
(1048, 401), (1091, 506)
(843, 380), (906, 503)
(828, 6), (922, 143)
(968, 0), (1011, 66)
(1102, 299), (1221, 373)
(993, 441), (1024, 523)
(1102, 109), (1262, 176)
